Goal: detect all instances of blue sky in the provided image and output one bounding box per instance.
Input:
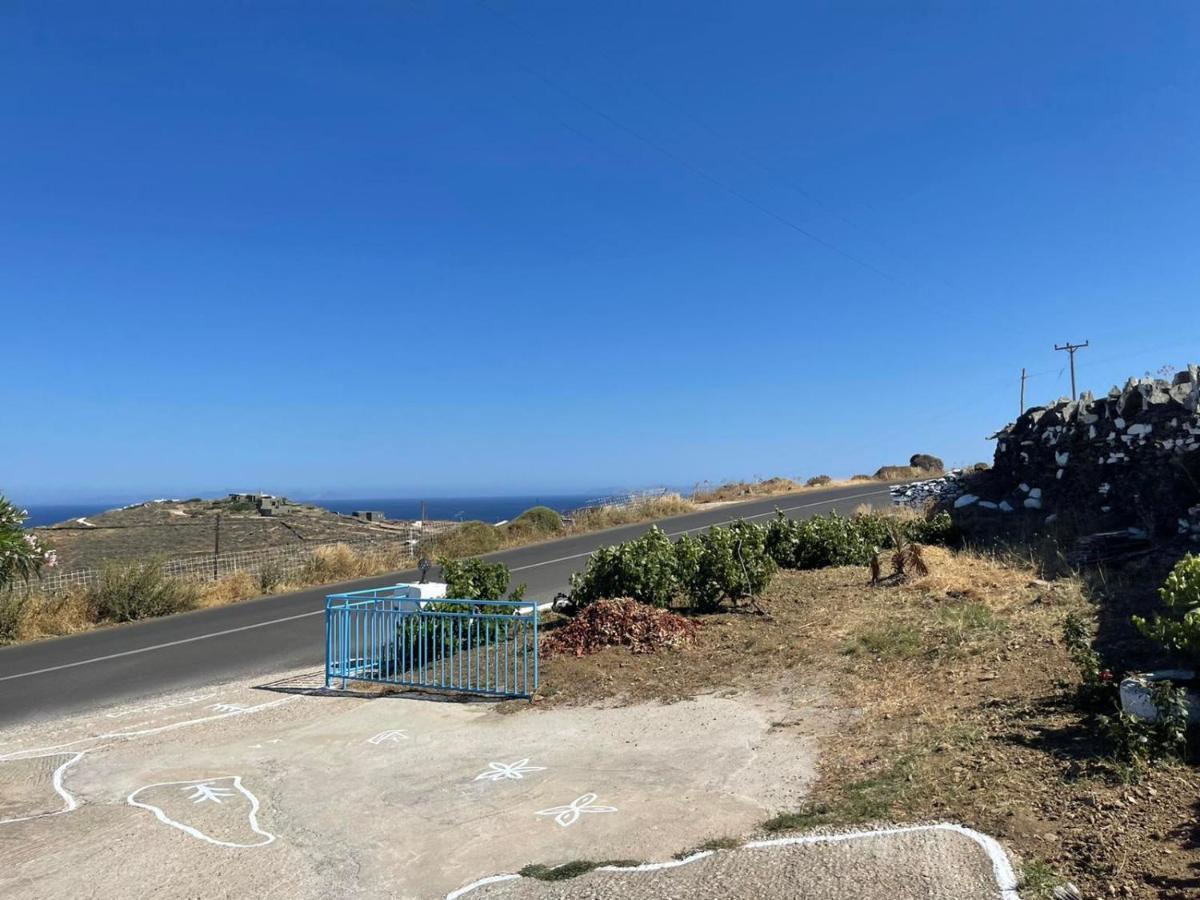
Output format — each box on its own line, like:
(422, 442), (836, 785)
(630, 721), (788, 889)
(4, 2), (1198, 503)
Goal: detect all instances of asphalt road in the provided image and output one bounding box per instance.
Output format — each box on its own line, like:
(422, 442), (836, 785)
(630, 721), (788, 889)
(0, 483), (896, 727)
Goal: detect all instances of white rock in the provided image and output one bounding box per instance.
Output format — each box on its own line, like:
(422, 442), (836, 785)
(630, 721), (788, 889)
(999, 501), (1014, 512)
(1024, 497), (1043, 509)
(953, 494), (979, 509)
(1055, 451), (1070, 466)
(1056, 468), (1064, 479)
(1045, 514), (1058, 524)
(1114, 417), (1126, 429)
(1029, 487), (1042, 499)
(1128, 423), (1153, 437)
(978, 501), (998, 509)
(1019, 483), (1031, 493)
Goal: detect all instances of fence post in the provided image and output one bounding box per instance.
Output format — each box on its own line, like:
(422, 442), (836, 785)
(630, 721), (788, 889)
(324, 600), (332, 689)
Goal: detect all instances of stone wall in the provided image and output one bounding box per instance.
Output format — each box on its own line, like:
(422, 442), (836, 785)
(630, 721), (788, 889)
(955, 364), (1200, 541)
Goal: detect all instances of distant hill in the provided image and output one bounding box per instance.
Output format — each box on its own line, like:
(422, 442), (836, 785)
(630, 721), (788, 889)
(34, 494), (418, 571)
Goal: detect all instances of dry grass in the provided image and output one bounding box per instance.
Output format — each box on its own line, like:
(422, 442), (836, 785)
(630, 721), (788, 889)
(569, 493), (696, 530)
(2, 541), (418, 646)
(517, 550), (1200, 898)
(693, 470), (934, 505)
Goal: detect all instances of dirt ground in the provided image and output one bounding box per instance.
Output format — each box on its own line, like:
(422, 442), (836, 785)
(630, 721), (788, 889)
(507, 549), (1200, 899)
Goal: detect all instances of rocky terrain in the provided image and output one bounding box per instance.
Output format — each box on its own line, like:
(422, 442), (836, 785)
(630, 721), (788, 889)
(896, 365), (1200, 546)
(33, 496), (419, 571)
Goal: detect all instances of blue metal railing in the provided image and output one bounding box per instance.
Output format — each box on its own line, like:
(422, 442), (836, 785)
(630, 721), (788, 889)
(325, 585), (538, 699)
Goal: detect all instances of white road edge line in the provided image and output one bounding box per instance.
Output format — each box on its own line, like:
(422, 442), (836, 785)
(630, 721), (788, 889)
(0, 611), (324, 682)
(506, 487), (892, 573)
(446, 823), (1019, 899)
(0, 487), (892, 683)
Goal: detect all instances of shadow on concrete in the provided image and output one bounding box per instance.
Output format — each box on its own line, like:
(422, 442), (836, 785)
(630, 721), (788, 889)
(251, 670), (500, 704)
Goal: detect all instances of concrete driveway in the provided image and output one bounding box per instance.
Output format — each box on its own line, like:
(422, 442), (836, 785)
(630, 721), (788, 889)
(0, 669), (1018, 899)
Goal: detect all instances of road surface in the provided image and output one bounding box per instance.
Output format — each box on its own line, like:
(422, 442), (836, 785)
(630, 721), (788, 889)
(0, 482), (896, 727)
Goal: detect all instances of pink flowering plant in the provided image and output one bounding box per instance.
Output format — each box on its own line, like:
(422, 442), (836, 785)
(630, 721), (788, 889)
(0, 495), (57, 590)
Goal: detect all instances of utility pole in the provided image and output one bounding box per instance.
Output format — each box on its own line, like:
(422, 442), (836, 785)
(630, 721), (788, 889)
(1019, 367), (1027, 416)
(213, 512), (221, 579)
(1054, 340), (1089, 400)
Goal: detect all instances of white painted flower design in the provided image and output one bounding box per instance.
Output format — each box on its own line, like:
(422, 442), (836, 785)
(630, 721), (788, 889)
(474, 759), (546, 782)
(535, 793), (617, 827)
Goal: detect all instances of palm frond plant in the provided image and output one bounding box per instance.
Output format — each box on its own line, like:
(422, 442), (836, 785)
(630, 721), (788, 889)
(869, 521), (929, 585)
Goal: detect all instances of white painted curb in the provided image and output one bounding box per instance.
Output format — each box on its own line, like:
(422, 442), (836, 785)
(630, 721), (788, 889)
(446, 822), (1020, 899)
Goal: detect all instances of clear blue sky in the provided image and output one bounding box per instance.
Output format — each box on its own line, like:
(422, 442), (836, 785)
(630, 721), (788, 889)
(4, 2), (1198, 503)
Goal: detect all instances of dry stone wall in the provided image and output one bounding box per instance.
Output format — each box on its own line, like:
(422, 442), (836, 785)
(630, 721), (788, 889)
(957, 365), (1200, 541)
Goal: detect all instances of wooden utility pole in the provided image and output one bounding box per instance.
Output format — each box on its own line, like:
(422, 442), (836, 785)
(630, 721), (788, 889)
(1054, 340), (1089, 400)
(1019, 367), (1027, 416)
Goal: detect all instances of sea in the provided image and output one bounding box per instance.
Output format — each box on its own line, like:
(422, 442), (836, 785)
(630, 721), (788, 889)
(21, 495), (603, 529)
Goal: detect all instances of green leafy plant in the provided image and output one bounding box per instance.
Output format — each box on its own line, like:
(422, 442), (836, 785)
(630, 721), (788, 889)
(1133, 554), (1200, 666)
(1102, 677), (1191, 770)
(680, 520), (775, 611)
(1062, 611), (1115, 709)
(904, 511), (959, 547)
(569, 526), (681, 608)
(439, 557), (525, 601)
(506, 506), (563, 536)
(0, 495), (56, 591)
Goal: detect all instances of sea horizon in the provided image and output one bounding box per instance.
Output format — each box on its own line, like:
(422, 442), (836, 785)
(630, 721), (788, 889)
(19, 491), (676, 529)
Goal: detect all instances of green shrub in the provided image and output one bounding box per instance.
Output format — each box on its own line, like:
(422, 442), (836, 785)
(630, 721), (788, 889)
(570, 521), (778, 612)
(1101, 679), (1191, 768)
(766, 511), (879, 569)
(805, 475), (832, 487)
(434, 521), (504, 558)
(569, 526), (681, 608)
(0, 495), (55, 590)
(439, 557), (525, 601)
(1133, 554), (1200, 666)
(767, 511), (956, 572)
(1062, 611), (1115, 709)
(905, 511), (960, 547)
(681, 520), (776, 611)
(91, 561), (200, 623)
(508, 506), (563, 536)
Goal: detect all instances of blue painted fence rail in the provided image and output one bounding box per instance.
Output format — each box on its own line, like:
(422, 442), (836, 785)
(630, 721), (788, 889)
(325, 585), (538, 699)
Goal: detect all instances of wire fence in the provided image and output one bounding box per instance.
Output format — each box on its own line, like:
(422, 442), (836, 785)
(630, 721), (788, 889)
(13, 521), (463, 599)
(572, 487), (673, 513)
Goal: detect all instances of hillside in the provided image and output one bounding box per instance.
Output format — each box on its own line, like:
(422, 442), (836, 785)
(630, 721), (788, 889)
(33, 495), (418, 571)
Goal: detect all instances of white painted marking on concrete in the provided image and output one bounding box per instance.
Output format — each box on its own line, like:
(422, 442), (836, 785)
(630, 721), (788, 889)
(104, 693), (218, 719)
(448, 822), (1020, 899)
(206, 703), (249, 713)
(745, 823), (1019, 900)
(0, 696), (295, 760)
(596, 850), (714, 872)
(535, 793), (617, 827)
(127, 775), (276, 848)
(445, 874), (521, 900)
(367, 729), (409, 744)
(0, 486), (890, 684)
(0, 750), (87, 826)
(474, 759), (545, 782)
